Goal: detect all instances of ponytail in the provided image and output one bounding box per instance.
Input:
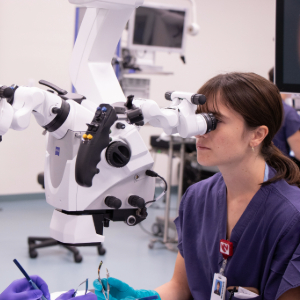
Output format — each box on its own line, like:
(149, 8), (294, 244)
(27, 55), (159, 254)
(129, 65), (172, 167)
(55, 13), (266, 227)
(261, 142), (300, 188)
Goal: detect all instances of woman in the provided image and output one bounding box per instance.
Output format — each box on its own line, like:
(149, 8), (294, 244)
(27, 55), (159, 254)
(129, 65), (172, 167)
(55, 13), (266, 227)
(93, 73), (300, 299)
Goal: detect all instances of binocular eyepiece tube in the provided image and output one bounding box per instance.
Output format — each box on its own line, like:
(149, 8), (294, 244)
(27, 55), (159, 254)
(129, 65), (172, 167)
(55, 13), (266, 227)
(165, 91), (206, 105)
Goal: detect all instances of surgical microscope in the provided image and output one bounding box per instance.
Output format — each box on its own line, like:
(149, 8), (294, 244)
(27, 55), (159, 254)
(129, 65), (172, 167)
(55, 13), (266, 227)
(0, 0), (217, 247)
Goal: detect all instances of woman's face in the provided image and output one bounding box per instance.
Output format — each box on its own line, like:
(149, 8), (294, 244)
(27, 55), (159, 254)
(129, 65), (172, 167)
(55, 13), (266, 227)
(195, 94), (253, 168)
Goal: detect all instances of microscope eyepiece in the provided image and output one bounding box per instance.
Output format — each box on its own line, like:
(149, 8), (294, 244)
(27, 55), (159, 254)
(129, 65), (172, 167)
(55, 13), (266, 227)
(164, 91), (206, 105)
(201, 113), (217, 134)
(191, 94), (206, 105)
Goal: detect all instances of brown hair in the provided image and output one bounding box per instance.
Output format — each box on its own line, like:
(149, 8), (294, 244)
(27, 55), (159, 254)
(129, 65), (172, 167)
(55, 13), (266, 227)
(196, 72), (300, 187)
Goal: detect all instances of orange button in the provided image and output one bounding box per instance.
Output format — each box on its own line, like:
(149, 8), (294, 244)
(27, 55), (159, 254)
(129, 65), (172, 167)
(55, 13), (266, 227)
(87, 134), (93, 140)
(82, 134), (87, 139)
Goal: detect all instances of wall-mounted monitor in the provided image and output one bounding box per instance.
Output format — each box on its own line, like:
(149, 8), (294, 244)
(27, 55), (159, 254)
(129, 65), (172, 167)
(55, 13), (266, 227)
(275, 0), (300, 93)
(127, 2), (189, 54)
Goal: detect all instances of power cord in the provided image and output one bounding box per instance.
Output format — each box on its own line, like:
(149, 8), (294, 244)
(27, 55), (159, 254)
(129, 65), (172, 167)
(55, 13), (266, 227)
(145, 170), (168, 206)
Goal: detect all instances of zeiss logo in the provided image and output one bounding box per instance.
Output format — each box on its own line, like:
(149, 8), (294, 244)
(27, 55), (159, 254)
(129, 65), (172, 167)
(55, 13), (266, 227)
(55, 147), (60, 156)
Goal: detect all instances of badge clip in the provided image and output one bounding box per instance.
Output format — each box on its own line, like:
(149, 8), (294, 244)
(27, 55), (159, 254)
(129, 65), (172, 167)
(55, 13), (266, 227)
(220, 239), (233, 260)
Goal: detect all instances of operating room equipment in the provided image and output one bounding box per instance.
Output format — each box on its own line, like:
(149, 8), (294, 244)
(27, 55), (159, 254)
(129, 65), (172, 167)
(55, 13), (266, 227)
(13, 259), (48, 300)
(0, 0), (217, 246)
(97, 261), (107, 300)
(106, 269), (110, 300)
(0, 81), (216, 246)
(73, 279), (88, 297)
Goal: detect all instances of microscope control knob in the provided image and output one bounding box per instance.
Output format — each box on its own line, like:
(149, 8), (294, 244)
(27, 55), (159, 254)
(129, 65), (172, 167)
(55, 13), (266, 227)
(105, 196), (122, 209)
(106, 141), (131, 168)
(0, 86), (14, 99)
(128, 195), (145, 209)
(52, 107), (62, 114)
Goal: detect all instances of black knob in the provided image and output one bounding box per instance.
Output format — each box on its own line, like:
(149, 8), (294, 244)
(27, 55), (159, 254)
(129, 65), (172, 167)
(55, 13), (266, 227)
(165, 91), (173, 101)
(52, 107), (62, 114)
(127, 108), (144, 124)
(125, 95), (134, 109)
(106, 141), (131, 168)
(116, 122), (126, 129)
(105, 196), (122, 209)
(0, 86), (14, 99)
(191, 94), (206, 105)
(135, 121), (144, 126)
(128, 195), (145, 209)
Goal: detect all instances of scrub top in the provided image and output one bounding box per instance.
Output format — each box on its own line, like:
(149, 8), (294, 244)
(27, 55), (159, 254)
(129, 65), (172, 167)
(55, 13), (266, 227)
(273, 101), (300, 157)
(174, 167), (300, 300)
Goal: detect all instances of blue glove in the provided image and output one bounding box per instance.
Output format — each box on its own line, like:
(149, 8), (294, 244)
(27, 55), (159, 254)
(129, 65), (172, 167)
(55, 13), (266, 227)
(93, 278), (160, 300)
(55, 289), (97, 300)
(0, 275), (50, 300)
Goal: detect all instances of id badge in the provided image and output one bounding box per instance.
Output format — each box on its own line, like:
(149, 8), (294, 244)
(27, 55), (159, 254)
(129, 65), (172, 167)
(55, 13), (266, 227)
(210, 273), (227, 300)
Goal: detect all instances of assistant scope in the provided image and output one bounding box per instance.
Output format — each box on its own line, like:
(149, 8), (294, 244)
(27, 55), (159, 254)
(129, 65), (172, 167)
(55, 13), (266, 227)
(165, 91), (206, 105)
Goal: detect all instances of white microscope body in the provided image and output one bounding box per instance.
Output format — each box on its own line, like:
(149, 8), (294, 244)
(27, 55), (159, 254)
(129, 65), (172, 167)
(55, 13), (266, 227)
(0, 0), (214, 246)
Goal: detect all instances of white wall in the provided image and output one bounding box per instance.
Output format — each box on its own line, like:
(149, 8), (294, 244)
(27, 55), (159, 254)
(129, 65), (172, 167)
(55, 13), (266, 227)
(0, 0), (75, 195)
(0, 0), (276, 195)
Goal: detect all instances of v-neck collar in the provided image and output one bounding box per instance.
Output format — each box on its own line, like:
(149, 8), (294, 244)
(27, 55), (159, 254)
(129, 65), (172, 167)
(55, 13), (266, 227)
(217, 165), (272, 264)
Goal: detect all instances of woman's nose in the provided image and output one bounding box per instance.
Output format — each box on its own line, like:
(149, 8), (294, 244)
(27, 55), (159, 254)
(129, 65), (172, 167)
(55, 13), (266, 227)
(195, 133), (208, 138)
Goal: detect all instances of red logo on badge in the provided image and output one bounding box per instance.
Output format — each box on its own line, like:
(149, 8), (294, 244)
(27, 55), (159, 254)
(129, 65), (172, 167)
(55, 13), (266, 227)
(220, 239), (233, 259)
(221, 243), (229, 253)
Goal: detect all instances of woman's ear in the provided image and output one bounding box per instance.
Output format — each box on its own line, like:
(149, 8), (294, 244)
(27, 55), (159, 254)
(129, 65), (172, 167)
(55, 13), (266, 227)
(251, 125), (269, 148)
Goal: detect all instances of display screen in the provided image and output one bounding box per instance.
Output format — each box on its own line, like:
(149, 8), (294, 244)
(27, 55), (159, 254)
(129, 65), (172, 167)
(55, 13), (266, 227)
(132, 6), (185, 49)
(276, 0), (300, 92)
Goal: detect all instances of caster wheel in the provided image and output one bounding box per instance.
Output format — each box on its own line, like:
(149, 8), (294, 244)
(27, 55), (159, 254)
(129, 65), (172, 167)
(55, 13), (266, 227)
(151, 223), (161, 236)
(74, 253), (83, 263)
(148, 242), (154, 249)
(97, 245), (106, 256)
(29, 250), (38, 259)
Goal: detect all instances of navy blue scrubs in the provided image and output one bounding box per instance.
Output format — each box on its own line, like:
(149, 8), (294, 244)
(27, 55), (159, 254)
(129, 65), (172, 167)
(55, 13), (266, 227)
(273, 102), (300, 157)
(174, 167), (300, 300)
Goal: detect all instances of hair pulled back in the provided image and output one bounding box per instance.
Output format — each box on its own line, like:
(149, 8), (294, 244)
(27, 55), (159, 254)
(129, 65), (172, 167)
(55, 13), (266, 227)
(196, 72), (300, 187)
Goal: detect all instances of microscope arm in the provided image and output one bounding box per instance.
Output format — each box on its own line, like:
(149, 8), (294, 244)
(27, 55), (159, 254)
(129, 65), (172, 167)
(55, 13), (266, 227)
(0, 85), (93, 139)
(132, 95), (211, 138)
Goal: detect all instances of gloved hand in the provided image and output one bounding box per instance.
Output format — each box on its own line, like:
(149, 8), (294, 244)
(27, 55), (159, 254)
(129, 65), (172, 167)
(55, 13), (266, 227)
(93, 278), (160, 300)
(55, 289), (75, 300)
(55, 289), (97, 300)
(0, 275), (50, 300)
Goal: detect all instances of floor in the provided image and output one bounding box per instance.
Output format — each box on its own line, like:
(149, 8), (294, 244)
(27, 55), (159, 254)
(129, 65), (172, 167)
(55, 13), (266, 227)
(0, 189), (179, 295)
